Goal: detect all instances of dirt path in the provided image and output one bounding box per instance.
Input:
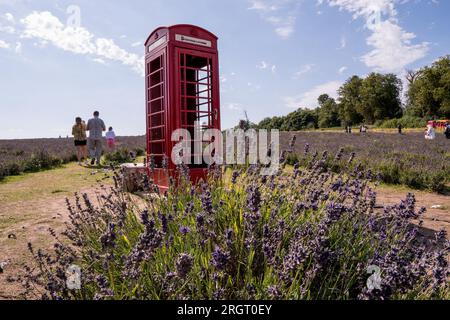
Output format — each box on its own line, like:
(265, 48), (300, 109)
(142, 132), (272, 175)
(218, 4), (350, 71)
(376, 186), (450, 239)
(0, 165), (448, 299)
(0, 164), (112, 299)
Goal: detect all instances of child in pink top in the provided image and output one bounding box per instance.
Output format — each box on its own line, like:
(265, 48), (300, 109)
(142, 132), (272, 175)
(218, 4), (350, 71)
(106, 127), (116, 149)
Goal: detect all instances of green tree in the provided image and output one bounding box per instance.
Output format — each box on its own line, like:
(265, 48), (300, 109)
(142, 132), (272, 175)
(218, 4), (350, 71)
(258, 116), (285, 130)
(280, 109), (318, 131)
(337, 76), (364, 126)
(407, 55), (450, 118)
(317, 94), (340, 128)
(358, 73), (403, 124)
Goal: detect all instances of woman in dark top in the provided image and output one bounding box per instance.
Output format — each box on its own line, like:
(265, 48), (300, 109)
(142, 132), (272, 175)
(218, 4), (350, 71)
(72, 117), (88, 164)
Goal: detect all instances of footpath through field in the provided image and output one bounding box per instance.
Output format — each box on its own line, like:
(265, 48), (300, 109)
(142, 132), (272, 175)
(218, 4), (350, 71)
(0, 164), (448, 299)
(0, 163), (112, 299)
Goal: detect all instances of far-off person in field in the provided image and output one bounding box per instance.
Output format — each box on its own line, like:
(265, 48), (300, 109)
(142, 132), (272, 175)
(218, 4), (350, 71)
(106, 127), (116, 150)
(72, 117), (88, 165)
(86, 111), (106, 166)
(425, 123), (436, 140)
(444, 122), (450, 139)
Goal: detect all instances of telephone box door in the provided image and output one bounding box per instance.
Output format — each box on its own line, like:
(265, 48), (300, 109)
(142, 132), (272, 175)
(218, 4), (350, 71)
(175, 48), (220, 168)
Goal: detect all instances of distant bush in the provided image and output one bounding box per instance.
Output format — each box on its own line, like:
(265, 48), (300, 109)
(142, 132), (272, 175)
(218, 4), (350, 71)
(375, 116), (426, 129)
(135, 147), (146, 157)
(7, 161), (23, 176)
(104, 148), (135, 164)
(23, 151), (63, 173)
(0, 165), (5, 181)
(427, 172), (448, 194)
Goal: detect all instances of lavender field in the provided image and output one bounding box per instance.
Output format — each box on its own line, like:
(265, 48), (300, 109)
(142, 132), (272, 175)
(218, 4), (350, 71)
(0, 136), (146, 180)
(1, 132), (449, 192)
(3, 132), (448, 300)
(280, 132), (450, 192)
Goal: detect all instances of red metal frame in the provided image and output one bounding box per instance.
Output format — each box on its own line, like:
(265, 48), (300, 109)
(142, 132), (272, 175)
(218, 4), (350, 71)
(144, 25), (221, 191)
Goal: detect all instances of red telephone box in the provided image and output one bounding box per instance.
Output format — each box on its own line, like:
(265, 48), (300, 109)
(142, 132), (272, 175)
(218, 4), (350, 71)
(144, 25), (221, 190)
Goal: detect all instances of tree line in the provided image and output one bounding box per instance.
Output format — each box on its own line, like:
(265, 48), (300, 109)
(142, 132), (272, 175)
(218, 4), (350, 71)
(249, 55), (450, 131)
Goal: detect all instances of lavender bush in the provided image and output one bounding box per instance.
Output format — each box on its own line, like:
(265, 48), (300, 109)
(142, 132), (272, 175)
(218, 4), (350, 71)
(19, 147), (449, 300)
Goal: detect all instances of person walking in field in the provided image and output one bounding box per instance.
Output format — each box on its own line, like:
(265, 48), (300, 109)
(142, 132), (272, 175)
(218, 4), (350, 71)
(72, 117), (88, 165)
(86, 111), (106, 166)
(398, 124), (403, 134)
(444, 122), (450, 139)
(106, 127), (116, 150)
(425, 124), (436, 140)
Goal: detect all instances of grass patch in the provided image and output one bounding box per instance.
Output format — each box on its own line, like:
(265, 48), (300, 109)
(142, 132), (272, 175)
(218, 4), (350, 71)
(0, 163), (111, 204)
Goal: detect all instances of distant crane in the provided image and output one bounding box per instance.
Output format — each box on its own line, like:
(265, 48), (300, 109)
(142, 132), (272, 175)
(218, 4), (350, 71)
(238, 110), (251, 130)
(244, 111), (250, 125)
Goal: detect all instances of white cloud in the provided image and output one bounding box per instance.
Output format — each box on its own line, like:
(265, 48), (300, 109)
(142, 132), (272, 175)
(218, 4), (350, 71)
(339, 35), (346, 49)
(14, 41), (21, 53)
(338, 66), (347, 74)
(0, 12), (16, 34)
(247, 82), (261, 91)
(92, 58), (106, 65)
(284, 81), (341, 108)
(21, 11), (96, 54)
(95, 38), (144, 75)
(361, 20), (429, 72)
(327, 0), (397, 21)
(0, 39), (10, 49)
(257, 60), (268, 69)
(4, 13), (15, 23)
(293, 64), (315, 79)
(248, 0), (278, 12)
(322, 0), (429, 72)
(131, 41), (142, 47)
(18, 11), (144, 76)
(0, 25), (15, 33)
(227, 103), (242, 111)
(248, 0), (297, 39)
(257, 60), (277, 74)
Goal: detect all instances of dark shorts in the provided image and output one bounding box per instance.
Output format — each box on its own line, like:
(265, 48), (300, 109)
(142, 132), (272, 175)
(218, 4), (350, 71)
(74, 140), (87, 147)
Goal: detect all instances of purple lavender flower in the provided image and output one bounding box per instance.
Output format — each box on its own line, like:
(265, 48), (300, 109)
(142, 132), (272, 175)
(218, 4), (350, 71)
(289, 135), (297, 152)
(201, 184), (214, 214)
(158, 212), (168, 233)
(196, 213), (205, 228)
(211, 246), (230, 271)
(176, 253), (194, 278)
(231, 171), (239, 184)
(267, 285), (281, 299)
(179, 226), (190, 236)
(304, 143), (310, 156)
(94, 275), (114, 300)
(246, 185), (261, 213)
(99, 223), (116, 250)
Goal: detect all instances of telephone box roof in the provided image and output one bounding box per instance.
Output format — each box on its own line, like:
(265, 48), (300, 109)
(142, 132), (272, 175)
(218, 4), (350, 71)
(145, 24), (218, 47)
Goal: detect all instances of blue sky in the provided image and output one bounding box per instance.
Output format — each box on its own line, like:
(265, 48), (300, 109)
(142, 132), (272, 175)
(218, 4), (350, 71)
(0, 0), (448, 139)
